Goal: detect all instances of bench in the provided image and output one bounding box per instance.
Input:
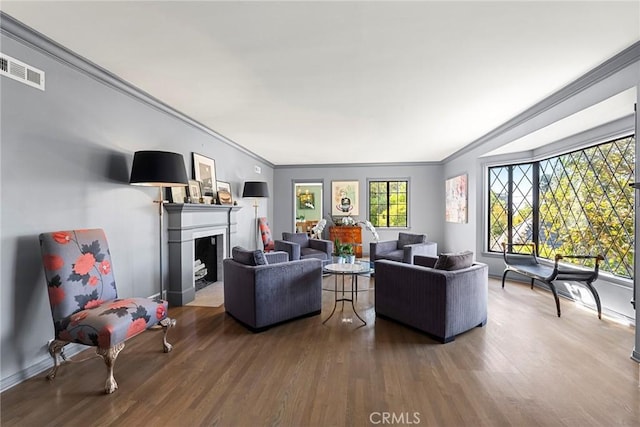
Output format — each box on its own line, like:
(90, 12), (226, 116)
(501, 243), (604, 319)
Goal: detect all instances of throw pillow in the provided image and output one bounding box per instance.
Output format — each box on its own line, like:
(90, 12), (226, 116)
(434, 250), (474, 271)
(232, 246), (268, 266)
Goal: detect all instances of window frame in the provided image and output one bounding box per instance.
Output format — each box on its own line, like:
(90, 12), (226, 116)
(485, 134), (635, 280)
(367, 178), (410, 229)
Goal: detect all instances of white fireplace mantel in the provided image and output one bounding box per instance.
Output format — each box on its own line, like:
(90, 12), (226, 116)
(165, 203), (241, 306)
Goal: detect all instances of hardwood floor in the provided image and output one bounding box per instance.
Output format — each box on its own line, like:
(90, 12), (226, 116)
(2, 277), (639, 426)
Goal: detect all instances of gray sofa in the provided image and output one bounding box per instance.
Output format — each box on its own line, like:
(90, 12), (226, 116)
(375, 253), (488, 343)
(370, 232), (437, 264)
(223, 247), (323, 332)
(275, 232), (333, 263)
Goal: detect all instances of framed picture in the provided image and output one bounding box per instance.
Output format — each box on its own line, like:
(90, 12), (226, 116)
(298, 192), (315, 209)
(170, 185), (187, 203)
(216, 180), (233, 205)
(331, 180), (359, 216)
(445, 173), (468, 223)
(192, 153), (216, 197)
(188, 179), (202, 203)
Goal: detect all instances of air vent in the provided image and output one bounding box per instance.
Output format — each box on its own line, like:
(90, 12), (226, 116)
(0, 52), (45, 91)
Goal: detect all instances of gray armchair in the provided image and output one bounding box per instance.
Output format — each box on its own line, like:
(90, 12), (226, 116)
(370, 232), (437, 264)
(275, 232), (333, 263)
(223, 247), (323, 331)
(375, 253), (488, 343)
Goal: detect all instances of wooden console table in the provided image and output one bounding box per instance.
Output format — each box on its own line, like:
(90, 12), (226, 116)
(329, 226), (362, 258)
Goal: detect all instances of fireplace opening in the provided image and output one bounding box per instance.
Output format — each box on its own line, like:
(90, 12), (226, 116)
(194, 235), (223, 291)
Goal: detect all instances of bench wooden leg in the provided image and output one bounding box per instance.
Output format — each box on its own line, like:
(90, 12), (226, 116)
(544, 280), (561, 317)
(584, 281), (602, 319)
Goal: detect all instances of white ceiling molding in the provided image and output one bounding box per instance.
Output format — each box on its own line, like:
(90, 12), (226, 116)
(1, 2), (639, 165)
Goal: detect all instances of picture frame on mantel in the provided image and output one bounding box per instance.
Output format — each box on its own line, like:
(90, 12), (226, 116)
(331, 180), (359, 216)
(188, 180), (203, 203)
(216, 180), (233, 205)
(192, 153), (216, 197)
(170, 185), (187, 203)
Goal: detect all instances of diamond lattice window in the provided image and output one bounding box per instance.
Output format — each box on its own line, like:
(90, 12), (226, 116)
(488, 135), (635, 278)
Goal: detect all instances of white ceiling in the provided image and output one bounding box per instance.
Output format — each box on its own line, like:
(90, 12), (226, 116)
(2, 1), (639, 165)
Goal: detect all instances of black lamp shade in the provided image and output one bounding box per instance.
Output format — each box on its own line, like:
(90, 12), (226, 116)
(242, 181), (269, 198)
(129, 151), (188, 187)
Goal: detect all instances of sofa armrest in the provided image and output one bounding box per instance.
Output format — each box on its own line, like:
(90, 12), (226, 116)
(274, 240), (300, 260)
(265, 251), (289, 264)
(370, 240), (400, 260)
(308, 238), (333, 258)
(403, 241), (438, 263)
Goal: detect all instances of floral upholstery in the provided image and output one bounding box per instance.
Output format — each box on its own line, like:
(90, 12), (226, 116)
(39, 228), (174, 393)
(258, 217), (275, 251)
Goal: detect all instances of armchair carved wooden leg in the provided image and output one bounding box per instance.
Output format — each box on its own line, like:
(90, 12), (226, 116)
(46, 339), (69, 380)
(160, 317), (176, 353)
(96, 343), (125, 394)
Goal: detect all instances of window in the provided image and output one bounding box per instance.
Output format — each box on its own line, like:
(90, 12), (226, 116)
(369, 180), (408, 227)
(488, 135), (635, 278)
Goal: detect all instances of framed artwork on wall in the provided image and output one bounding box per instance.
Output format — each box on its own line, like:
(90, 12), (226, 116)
(298, 192), (315, 209)
(331, 180), (359, 216)
(192, 153), (216, 197)
(216, 180), (233, 205)
(188, 179), (202, 203)
(445, 173), (468, 223)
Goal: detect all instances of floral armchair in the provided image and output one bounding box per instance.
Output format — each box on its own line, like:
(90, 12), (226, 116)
(39, 229), (175, 394)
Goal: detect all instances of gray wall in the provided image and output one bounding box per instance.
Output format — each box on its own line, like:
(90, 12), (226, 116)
(273, 163), (444, 253)
(0, 25), (273, 389)
(443, 49), (640, 325)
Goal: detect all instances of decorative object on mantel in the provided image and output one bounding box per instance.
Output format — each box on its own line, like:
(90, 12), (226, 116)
(242, 181), (270, 250)
(331, 180), (359, 216)
(170, 185), (187, 203)
(192, 153), (216, 197)
(130, 150), (188, 299)
(188, 180), (203, 203)
(216, 180), (233, 205)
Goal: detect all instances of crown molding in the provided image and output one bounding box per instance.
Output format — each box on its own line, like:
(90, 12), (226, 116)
(445, 40), (640, 164)
(0, 12), (274, 169)
(275, 160), (441, 169)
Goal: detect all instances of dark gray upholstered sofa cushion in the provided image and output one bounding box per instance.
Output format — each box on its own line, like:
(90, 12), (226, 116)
(223, 256), (323, 331)
(434, 250), (474, 271)
(374, 259), (488, 343)
(370, 233), (437, 264)
(232, 246), (268, 266)
(275, 232), (332, 262)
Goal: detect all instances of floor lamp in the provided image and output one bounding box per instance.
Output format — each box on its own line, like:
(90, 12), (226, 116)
(242, 181), (270, 250)
(130, 150), (188, 300)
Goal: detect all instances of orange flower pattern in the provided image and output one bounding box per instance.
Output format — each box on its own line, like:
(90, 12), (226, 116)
(98, 325), (114, 349)
(53, 231), (72, 244)
(40, 229), (170, 350)
(73, 253), (96, 276)
(48, 286), (65, 306)
(126, 318), (147, 339)
(43, 254), (64, 271)
(156, 305), (166, 320)
(99, 260), (111, 275)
